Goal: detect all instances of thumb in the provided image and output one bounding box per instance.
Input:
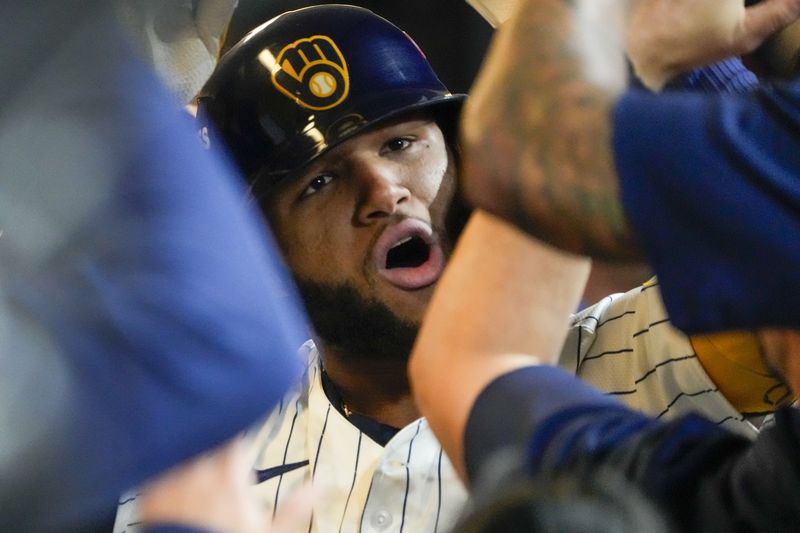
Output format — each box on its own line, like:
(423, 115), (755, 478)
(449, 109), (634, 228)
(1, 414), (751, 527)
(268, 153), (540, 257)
(741, 0), (800, 52)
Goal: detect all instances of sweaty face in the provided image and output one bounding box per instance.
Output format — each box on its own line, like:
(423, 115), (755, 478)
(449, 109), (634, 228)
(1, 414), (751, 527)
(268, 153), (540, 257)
(265, 116), (457, 361)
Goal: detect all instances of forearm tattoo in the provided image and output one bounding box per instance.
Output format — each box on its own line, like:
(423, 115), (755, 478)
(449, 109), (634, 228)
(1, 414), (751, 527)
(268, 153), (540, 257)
(466, 0), (640, 259)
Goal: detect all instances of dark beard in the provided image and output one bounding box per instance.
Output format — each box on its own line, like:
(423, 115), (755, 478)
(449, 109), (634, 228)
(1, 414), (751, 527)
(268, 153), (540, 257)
(294, 279), (419, 364)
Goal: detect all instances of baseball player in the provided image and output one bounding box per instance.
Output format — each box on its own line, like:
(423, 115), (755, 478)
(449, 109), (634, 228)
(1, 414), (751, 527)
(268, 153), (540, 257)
(116, 6), (468, 531)
(114, 5), (788, 532)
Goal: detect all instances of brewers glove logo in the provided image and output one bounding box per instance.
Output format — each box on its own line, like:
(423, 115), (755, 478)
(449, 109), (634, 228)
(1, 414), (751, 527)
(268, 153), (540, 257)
(272, 35), (349, 111)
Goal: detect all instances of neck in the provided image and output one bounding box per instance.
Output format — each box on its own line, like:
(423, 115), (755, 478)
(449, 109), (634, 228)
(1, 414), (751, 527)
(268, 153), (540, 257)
(320, 343), (420, 428)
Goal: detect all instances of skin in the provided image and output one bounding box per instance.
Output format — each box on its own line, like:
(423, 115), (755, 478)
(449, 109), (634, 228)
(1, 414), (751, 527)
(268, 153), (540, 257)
(264, 115), (457, 428)
(461, 0), (636, 261)
(626, 0), (800, 90)
(759, 329), (800, 392)
(409, 211), (590, 481)
(267, 116), (455, 324)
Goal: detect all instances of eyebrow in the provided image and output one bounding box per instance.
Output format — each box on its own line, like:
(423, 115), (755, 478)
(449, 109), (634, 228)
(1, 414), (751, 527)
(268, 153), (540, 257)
(289, 119), (437, 182)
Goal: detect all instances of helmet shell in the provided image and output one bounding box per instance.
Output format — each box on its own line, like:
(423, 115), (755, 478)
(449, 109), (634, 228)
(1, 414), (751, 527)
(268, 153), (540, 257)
(197, 4), (465, 186)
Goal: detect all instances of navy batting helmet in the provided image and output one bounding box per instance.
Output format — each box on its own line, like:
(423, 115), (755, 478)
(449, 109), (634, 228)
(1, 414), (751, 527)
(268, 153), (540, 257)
(196, 4), (465, 190)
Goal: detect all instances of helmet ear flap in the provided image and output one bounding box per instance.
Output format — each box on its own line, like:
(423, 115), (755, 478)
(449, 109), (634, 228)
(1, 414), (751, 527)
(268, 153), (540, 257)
(197, 5), (465, 192)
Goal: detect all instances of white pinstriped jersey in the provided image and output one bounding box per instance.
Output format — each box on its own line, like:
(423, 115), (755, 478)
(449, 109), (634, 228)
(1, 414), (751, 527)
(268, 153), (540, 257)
(113, 282), (757, 532)
(113, 339), (468, 533)
(247, 341), (467, 533)
(562, 281), (758, 439)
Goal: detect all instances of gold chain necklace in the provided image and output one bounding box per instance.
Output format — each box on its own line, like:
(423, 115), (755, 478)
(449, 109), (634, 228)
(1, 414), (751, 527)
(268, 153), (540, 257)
(342, 402), (353, 417)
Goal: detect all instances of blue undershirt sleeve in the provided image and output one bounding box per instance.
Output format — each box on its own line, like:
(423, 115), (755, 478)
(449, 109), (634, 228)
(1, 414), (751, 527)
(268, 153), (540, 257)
(463, 366), (625, 483)
(145, 527), (210, 533)
(665, 57), (757, 93)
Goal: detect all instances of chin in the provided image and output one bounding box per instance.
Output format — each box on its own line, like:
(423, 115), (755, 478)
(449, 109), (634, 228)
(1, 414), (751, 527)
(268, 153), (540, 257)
(379, 284), (436, 324)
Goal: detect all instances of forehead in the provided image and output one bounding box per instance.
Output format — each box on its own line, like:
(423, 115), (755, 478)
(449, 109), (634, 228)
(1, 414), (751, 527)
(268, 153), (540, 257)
(258, 114), (449, 213)
(285, 115), (443, 179)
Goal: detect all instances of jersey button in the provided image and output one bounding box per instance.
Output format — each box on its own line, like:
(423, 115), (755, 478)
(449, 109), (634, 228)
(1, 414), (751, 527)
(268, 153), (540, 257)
(370, 509), (393, 531)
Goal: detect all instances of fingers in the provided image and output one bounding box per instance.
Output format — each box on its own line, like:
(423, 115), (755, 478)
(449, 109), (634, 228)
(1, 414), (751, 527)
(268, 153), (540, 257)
(742, 0), (800, 52)
(194, 0), (238, 53)
(139, 436), (266, 533)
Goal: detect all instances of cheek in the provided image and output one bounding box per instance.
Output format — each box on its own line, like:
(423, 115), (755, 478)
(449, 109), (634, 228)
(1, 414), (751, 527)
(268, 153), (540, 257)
(417, 149), (449, 200)
(273, 208), (354, 281)
(419, 152), (457, 224)
(290, 232), (332, 279)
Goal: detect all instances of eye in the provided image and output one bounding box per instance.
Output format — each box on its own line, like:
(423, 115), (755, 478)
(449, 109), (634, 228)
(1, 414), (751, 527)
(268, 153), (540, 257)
(382, 137), (413, 154)
(299, 174), (335, 199)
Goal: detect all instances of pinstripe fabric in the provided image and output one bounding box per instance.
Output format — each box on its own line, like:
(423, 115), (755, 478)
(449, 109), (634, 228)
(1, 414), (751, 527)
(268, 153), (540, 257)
(561, 283), (758, 439)
(248, 341), (468, 533)
(112, 339), (469, 533)
(114, 283), (757, 532)
(242, 285), (756, 532)
(245, 342), (466, 533)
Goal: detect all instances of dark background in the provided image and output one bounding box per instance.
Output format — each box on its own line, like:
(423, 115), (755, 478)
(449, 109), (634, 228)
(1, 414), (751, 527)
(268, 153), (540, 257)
(222, 0), (495, 94)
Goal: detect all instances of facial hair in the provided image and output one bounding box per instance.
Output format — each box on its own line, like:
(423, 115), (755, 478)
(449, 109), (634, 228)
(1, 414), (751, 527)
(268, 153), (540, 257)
(294, 278), (419, 364)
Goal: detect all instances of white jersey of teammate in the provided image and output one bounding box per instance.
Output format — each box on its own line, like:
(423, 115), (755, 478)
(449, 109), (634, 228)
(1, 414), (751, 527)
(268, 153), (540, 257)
(114, 282), (756, 532)
(564, 281), (757, 438)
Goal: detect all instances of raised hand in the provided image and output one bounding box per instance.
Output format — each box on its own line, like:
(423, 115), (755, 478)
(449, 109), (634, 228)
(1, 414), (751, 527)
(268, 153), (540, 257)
(626, 0), (800, 90)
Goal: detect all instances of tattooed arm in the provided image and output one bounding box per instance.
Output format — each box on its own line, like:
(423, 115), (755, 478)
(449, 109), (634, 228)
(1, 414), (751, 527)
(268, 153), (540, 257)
(461, 0), (800, 260)
(461, 0), (635, 260)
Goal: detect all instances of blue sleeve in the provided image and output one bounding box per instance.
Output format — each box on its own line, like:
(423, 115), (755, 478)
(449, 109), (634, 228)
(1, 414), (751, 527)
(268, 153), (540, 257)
(464, 366), (642, 483)
(665, 57), (758, 93)
(0, 3), (308, 529)
(612, 81), (800, 333)
(145, 527), (210, 533)
(528, 405), (800, 532)
(465, 368), (800, 531)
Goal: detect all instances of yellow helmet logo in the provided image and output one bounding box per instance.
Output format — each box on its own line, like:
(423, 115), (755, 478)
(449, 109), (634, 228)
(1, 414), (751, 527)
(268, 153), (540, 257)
(272, 35), (349, 111)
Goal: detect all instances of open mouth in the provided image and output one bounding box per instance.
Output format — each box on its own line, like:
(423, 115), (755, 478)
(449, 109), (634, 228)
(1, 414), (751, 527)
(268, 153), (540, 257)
(374, 219), (445, 290)
(386, 235), (431, 269)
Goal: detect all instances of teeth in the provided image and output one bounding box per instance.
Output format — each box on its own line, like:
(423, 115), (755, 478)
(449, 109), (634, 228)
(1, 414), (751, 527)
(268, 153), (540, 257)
(390, 236), (413, 249)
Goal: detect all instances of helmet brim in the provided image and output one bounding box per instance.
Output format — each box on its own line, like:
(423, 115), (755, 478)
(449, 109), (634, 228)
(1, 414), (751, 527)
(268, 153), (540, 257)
(254, 91), (466, 189)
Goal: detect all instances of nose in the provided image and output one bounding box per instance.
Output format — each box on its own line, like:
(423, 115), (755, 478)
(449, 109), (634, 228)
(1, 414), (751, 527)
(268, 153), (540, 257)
(354, 162), (410, 224)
